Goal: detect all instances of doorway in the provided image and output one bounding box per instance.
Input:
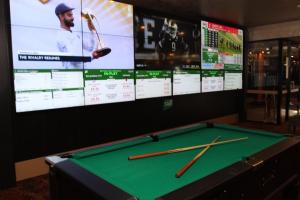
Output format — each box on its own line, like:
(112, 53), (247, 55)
(246, 39), (300, 124)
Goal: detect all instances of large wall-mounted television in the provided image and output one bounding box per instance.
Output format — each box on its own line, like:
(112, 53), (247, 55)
(10, 0), (134, 112)
(201, 20), (243, 92)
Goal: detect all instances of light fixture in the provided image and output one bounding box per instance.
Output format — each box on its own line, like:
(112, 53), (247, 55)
(297, 4), (300, 8)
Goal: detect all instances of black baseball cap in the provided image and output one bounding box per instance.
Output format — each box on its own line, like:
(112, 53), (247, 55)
(55, 3), (74, 16)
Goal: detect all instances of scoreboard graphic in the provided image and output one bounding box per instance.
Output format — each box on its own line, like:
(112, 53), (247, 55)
(201, 21), (243, 70)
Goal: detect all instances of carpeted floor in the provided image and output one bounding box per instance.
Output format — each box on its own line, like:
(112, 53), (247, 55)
(0, 121), (299, 200)
(0, 175), (49, 200)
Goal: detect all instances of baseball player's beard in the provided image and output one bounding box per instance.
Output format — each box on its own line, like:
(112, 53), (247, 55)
(64, 19), (74, 28)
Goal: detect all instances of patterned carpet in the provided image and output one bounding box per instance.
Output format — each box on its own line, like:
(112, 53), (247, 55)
(0, 121), (299, 200)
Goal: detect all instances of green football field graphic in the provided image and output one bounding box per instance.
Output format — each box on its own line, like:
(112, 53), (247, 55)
(218, 31), (242, 54)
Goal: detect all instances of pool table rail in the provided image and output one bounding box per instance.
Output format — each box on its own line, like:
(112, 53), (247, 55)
(46, 123), (300, 200)
(159, 135), (300, 200)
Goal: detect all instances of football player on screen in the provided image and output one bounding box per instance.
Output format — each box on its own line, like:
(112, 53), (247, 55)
(157, 18), (189, 66)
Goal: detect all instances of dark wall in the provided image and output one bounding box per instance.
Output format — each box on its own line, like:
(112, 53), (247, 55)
(0, 0), (16, 188)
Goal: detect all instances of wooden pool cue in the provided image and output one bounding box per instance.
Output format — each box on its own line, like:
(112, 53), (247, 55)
(176, 136), (221, 178)
(128, 137), (248, 160)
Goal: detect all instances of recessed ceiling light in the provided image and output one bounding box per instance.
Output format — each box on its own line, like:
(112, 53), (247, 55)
(297, 4), (300, 8)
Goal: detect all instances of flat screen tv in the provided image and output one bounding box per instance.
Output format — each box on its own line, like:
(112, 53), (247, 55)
(201, 20), (243, 92)
(135, 11), (201, 70)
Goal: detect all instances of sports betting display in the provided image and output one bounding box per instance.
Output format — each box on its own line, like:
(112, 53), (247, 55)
(201, 20), (243, 92)
(84, 70), (135, 105)
(202, 70), (224, 93)
(135, 71), (172, 99)
(10, 0), (134, 112)
(173, 70), (201, 95)
(135, 11), (201, 70)
(201, 21), (243, 70)
(224, 71), (243, 90)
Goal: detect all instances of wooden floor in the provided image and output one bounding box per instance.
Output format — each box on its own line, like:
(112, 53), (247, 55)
(0, 121), (299, 200)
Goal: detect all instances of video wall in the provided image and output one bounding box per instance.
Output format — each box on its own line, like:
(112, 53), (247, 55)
(10, 0), (243, 112)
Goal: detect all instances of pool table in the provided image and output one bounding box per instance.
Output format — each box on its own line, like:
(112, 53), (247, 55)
(46, 123), (300, 200)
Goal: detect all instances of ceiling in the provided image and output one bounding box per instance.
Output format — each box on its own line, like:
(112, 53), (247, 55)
(120, 0), (300, 27)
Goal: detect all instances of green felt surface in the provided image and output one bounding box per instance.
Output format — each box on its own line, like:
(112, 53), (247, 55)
(70, 124), (285, 200)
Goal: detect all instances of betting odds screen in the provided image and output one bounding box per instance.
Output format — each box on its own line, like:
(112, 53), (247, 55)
(201, 20), (243, 92)
(10, 0), (134, 112)
(135, 70), (172, 99)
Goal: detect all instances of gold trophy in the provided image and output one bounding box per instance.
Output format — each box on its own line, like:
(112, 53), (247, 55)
(81, 10), (111, 57)
(39, 0), (49, 4)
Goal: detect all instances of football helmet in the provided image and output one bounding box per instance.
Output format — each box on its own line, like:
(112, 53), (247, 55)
(168, 20), (178, 39)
